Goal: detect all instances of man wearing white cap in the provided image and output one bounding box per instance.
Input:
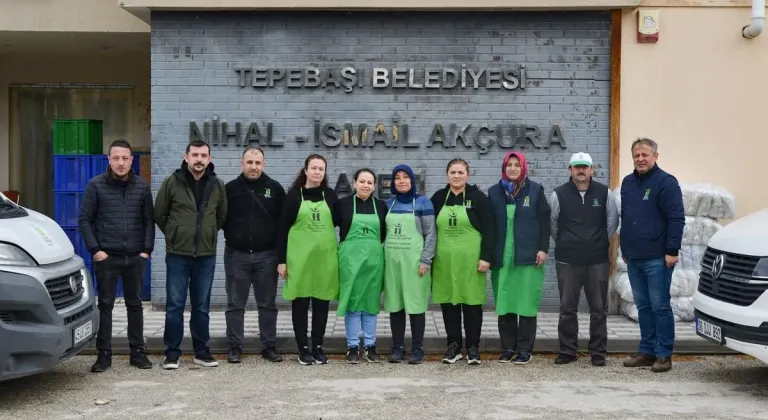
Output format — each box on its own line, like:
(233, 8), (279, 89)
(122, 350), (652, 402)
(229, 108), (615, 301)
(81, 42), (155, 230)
(549, 152), (619, 366)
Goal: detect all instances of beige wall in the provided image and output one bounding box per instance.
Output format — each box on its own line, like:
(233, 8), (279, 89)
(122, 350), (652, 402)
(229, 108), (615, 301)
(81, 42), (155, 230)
(0, 50), (150, 190)
(0, 0), (148, 32)
(620, 6), (768, 221)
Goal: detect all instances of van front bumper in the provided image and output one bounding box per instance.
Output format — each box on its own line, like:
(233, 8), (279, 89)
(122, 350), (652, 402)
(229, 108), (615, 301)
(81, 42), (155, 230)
(0, 262), (99, 382)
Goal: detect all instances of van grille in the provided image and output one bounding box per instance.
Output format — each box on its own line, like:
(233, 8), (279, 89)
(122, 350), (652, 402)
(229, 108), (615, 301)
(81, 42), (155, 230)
(45, 270), (85, 310)
(698, 247), (767, 307)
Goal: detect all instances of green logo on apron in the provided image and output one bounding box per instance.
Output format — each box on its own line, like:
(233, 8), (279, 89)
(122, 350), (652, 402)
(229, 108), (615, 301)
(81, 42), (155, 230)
(311, 208), (321, 222)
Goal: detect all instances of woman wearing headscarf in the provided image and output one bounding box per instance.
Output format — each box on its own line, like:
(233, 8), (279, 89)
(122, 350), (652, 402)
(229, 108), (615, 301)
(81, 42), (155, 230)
(383, 164), (436, 365)
(430, 158), (495, 365)
(277, 153), (339, 366)
(335, 168), (387, 364)
(488, 151), (551, 365)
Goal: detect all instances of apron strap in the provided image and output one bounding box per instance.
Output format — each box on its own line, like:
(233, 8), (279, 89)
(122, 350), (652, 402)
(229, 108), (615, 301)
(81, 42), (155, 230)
(444, 189), (466, 206)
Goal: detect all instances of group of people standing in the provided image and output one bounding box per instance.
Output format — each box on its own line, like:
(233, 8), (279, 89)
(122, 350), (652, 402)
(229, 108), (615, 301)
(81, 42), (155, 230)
(80, 136), (685, 373)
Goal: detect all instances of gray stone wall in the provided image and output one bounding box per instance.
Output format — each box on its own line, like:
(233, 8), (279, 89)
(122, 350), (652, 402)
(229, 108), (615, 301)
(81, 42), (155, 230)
(149, 11), (613, 312)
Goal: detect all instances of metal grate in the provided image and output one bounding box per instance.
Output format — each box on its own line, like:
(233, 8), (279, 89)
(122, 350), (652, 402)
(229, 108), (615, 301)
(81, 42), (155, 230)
(45, 270), (85, 310)
(698, 247), (767, 307)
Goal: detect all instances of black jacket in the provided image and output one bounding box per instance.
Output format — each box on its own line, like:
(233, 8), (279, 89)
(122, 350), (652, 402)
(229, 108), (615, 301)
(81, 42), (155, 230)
(223, 173), (286, 253)
(277, 185), (339, 264)
(78, 169), (155, 257)
(335, 195), (387, 243)
(430, 184), (496, 264)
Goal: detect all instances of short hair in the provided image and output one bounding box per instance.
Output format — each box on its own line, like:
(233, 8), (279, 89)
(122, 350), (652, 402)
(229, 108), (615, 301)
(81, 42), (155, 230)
(631, 137), (658, 154)
(186, 139), (210, 154)
(354, 168), (376, 183)
(242, 146), (264, 158)
(108, 139), (132, 155)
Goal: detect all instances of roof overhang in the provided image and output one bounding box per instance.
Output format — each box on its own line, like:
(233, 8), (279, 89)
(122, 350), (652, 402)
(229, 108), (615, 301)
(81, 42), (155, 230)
(119, 0), (642, 24)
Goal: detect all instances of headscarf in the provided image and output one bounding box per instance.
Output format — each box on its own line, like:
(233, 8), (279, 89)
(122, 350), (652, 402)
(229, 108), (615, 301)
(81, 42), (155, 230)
(501, 151), (528, 197)
(390, 164), (418, 203)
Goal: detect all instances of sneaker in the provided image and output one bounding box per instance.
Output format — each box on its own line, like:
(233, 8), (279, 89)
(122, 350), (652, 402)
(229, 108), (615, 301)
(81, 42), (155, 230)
(499, 349), (516, 363)
(298, 346), (314, 365)
(346, 346), (360, 364)
(91, 352), (112, 373)
(129, 350), (152, 369)
(555, 353), (577, 365)
(363, 346), (381, 363)
(467, 346), (481, 365)
(262, 346), (284, 362)
(591, 354), (607, 367)
(408, 347), (425, 365)
(651, 356), (672, 373)
(228, 347), (242, 364)
(312, 346), (328, 364)
(623, 352), (656, 368)
(442, 342), (462, 364)
(389, 346), (405, 363)
(163, 355), (180, 370)
(515, 352), (533, 365)
(193, 352), (219, 367)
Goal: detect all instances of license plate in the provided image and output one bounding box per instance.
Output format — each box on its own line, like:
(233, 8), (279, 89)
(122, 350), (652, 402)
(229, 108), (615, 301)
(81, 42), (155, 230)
(73, 320), (93, 346)
(696, 317), (723, 344)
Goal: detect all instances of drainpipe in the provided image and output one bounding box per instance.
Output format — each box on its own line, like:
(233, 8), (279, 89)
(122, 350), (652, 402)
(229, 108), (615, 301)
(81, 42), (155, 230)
(742, 0), (765, 39)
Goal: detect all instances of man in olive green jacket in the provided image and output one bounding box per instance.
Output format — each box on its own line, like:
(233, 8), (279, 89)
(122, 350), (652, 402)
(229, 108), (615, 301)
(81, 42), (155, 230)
(154, 140), (227, 370)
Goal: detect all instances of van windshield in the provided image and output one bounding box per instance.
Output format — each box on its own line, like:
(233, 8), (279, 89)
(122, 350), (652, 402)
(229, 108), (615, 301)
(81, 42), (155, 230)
(0, 196), (28, 219)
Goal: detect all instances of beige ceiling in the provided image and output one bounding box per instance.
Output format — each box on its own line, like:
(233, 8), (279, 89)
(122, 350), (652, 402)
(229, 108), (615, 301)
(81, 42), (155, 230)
(0, 31), (149, 57)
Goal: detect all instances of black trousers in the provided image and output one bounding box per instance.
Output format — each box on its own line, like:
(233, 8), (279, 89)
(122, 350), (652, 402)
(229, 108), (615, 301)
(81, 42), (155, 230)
(94, 255), (146, 354)
(498, 313), (537, 353)
(556, 261), (610, 356)
(440, 303), (483, 350)
(390, 310), (426, 349)
(291, 297), (330, 348)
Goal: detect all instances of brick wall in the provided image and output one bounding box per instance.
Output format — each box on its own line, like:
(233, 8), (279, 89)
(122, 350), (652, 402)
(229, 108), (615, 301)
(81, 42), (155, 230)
(149, 11), (613, 312)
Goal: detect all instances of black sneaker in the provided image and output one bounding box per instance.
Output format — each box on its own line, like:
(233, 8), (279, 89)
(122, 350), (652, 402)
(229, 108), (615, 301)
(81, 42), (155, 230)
(129, 350), (152, 369)
(312, 346), (328, 364)
(555, 353), (577, 365)
(442, 342), (462, 364)
(228, 347), (242, 364)
(298, 346), (314, 365)
(591, 354), (607, 367)
(389, 346), (405, 363)
(363, 346), (381, 363)
(515, 352), (533, 365)
(91, 351), (112, 373)
(194, 351), (219, 367)
(163, 355), (180, 370)
(408, 347), (425, 365)
(262, 346), (284, 362)
(499, 349), (516, 363)
(346, 346), (360, 364)
(467, 346), (481, 365)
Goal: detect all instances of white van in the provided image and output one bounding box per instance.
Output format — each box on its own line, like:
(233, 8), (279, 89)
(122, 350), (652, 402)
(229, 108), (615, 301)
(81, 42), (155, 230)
(0, 191), (99, 382)
(692, 208), (768, 364)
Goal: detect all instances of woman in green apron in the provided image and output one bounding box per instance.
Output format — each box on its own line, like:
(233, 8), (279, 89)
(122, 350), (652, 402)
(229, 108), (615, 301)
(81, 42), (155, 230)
(277, 154), (339, 366)
(336, 168), (387, 364)
(488, 151), (551, 365)
(430, 158), (496, 365)
(383, 164), (436, 365)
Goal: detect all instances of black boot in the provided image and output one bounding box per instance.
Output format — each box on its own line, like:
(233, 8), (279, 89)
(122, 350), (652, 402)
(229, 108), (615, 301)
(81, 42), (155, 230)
(129, 349), (152, 369)
(91, 351), (112, 373)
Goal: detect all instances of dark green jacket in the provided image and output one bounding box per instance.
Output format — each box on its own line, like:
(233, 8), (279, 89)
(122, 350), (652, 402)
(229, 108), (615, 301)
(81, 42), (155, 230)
(154, 162), (227, 257)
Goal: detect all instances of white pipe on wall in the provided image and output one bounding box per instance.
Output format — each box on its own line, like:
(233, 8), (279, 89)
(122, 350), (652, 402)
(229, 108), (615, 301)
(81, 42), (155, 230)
(742, 0), (765, 39)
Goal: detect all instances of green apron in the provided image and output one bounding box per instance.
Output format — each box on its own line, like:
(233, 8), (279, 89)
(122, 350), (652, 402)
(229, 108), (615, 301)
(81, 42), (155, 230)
(432, 190), (487, 306)
(336, 197), (384, 316)
(491, 204), (545, 317)
(282, 189), (339, 301)
(383, 199), (431, 314)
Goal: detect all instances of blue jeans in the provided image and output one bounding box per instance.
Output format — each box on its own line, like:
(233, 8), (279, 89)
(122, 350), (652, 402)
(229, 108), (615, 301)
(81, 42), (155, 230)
(627, 257), (675, 358)
(345, 311), (377, 348)
(164, 254), (216, 358)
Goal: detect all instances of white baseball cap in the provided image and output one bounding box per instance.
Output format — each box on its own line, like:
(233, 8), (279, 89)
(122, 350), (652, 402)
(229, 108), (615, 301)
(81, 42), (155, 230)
(569, 152), (593, 167)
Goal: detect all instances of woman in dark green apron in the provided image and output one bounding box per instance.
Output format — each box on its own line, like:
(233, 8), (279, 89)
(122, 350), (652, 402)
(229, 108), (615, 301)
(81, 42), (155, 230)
(430, 158), (496, 365)
(383, 164), (436, 365)
(277, 154), (339, 366)
(488, 151), (551, 365)
(336, 169), (387, 364)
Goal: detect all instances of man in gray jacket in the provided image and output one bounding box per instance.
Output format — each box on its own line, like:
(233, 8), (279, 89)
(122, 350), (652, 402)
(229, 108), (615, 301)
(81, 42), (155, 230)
(550, 152), (619, 366)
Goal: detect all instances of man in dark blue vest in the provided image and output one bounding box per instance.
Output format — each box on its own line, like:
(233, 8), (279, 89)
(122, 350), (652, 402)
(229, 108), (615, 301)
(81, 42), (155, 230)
(620, 138), (685, 373)
(550, 152), (619, 367)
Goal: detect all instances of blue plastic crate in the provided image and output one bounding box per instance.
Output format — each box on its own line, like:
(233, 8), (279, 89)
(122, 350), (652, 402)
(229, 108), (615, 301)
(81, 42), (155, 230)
(90, 154), (141, 178)
(62, 227), (92, 264)
(53, 155), (92, 192)
(54, 192), (83, 228)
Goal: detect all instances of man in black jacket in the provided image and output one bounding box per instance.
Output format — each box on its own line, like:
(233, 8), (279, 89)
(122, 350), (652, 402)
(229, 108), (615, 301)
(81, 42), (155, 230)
(550, 152), (619, 367)
(223, 146), (286, 363)
(78, 139), (154, 372)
